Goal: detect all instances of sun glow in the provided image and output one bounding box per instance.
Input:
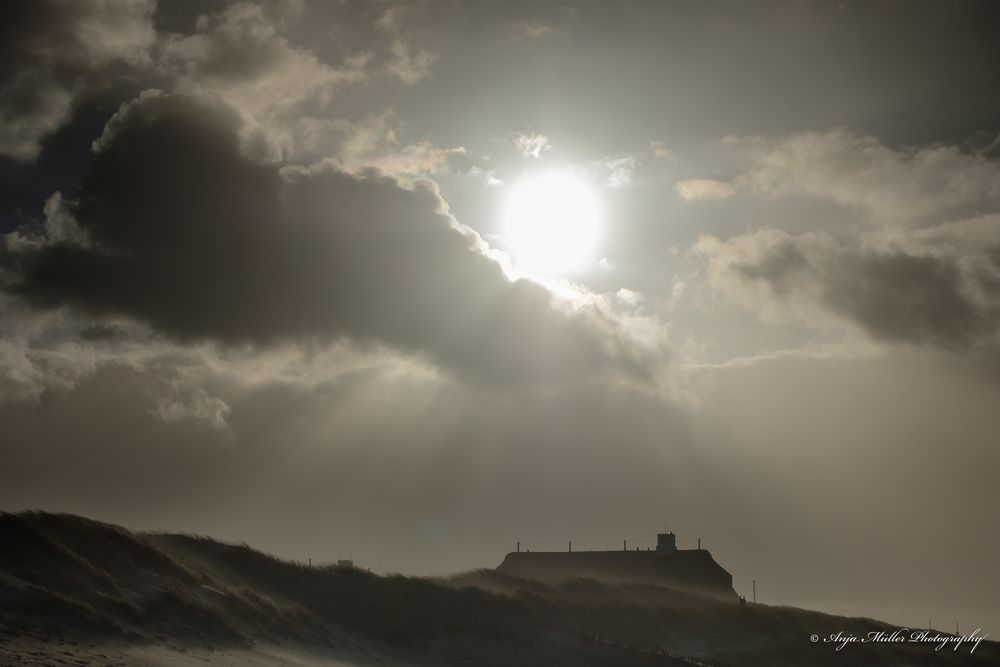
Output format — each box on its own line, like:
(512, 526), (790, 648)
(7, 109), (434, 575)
(503, 172), (600, 275)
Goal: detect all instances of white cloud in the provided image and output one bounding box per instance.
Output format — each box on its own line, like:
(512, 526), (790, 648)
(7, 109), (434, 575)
(650, 141), (675, 160)
(603, 156), (639, 188)
(375, 4), (438, 84)
(736, 129), (1000, 225)
(468, 167), (504, 187)
(157, 2), (369, 125)
(514, 133), (551, 159)
(151, 383), (232, 431)
(310, 112), (465, 177)
(385, 39), (437, 84)
(616, 288), (643, 306)
(676, 178), (734, 200)
(371, 142), (466, 176)
(512, 21), (559, 39)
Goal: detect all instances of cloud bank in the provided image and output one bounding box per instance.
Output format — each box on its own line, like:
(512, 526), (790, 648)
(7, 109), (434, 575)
(3, 91), (643, 386)
(0, 0), (156, 161)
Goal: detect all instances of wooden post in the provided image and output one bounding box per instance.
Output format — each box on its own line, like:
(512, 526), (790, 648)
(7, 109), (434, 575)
(517, 541), (520, 553)
(698, 538), (701, 550)
(752, 580), (756, 604)
(569, 540), (572, 552)
(623, 539), (627, 551)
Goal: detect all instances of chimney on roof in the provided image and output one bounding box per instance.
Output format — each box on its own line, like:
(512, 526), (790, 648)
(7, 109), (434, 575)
(656, 531), (677, 555)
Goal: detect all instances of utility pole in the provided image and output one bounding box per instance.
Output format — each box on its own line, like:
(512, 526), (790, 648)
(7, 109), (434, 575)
(752, 580), (756, 604)
(623, 539), (627, 551)
(516, 541), (520, 553)
(697, 538), (701, 550)
(569, 540), (572, 552)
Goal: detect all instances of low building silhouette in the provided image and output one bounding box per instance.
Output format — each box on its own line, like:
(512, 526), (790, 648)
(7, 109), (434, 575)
(496, 532), (735, 599)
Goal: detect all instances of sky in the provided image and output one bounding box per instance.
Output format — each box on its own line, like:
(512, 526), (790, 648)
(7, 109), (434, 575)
(2, 0), (1000, 635)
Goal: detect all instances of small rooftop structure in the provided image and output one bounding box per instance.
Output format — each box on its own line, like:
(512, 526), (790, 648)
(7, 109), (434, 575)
(656, 531), (677, 555)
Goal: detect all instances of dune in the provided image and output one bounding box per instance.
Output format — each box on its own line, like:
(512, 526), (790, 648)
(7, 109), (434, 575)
(1, 511), (996, 666)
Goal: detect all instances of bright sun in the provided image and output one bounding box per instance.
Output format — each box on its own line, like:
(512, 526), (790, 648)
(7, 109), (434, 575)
(503, 172), (600, 275)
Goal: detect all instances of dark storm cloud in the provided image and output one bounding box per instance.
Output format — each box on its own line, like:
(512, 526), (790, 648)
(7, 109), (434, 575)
(688, 128), (1000, 349)
(701, 229), (1000, 348)
(3, 92), (637, 385)
(818, 252), (993, 347)
(730, 241), (809, 299)
(0, 0), (156, 161)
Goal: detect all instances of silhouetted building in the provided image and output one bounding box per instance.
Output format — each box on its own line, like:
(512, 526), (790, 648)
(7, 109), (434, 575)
(497, 532), (735, 599)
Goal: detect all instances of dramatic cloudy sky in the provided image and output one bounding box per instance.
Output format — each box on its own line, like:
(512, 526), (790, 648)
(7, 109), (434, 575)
(3, 0), (1000, 633)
